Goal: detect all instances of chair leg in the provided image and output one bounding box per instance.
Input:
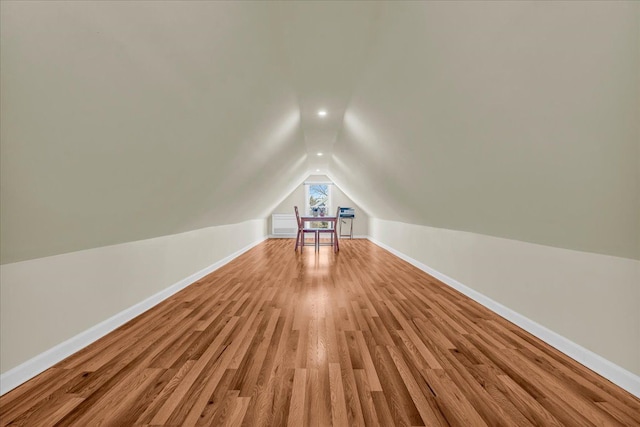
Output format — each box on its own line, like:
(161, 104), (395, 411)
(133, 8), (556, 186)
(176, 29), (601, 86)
(295, 229), (301, 251)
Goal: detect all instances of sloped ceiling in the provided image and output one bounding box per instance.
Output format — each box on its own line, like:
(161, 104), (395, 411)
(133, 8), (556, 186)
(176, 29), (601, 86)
(328, 1), (639, 260)
(1, 1), (638, 263)
(0, 1), (311, 263)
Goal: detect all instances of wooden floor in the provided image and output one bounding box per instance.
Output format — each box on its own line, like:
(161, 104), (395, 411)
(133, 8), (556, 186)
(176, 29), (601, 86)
(1, 239), (639, 426)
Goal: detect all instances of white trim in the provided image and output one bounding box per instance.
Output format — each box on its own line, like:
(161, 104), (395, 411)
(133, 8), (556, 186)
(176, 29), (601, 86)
(367, 236), (640, 398)
(0, 237), (266, 396)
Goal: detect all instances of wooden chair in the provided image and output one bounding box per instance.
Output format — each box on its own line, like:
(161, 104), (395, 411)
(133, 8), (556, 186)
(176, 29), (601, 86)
(294, 206), (317, 251)
(317, 206), (339, 252)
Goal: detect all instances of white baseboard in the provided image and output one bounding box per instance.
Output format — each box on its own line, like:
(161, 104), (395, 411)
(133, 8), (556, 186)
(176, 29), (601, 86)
(367, 236), (640, 398)
(0, 236), (266, 396)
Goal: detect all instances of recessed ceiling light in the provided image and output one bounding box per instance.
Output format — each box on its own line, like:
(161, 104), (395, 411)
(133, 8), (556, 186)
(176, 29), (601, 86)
(316, 169), (320, 172)
(318, 110), (327, 117)
(317, 152), (323, 156)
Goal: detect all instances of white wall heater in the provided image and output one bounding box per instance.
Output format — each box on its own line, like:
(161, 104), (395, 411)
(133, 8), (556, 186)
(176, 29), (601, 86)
(271, 214), (298, 236)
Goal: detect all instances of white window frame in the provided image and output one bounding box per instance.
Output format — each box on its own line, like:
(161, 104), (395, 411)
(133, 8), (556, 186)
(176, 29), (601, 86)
(304, 182), (333, 216)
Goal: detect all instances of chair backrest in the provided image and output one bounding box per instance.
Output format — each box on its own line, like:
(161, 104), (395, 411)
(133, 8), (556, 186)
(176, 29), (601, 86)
(334, 206), (340, 229)
(294, 206), (302, 229)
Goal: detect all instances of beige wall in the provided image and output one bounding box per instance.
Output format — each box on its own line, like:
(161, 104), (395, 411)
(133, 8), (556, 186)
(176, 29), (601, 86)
(0, 1), (308, 264)
(268, 175), (369, 237)
(331, 1), (640, 260)
(0, 219), (267, 373)
(369, 218), (640, 375)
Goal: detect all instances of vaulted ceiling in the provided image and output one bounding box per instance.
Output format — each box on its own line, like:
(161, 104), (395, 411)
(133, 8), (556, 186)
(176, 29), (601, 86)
(1, 1), (638, 263)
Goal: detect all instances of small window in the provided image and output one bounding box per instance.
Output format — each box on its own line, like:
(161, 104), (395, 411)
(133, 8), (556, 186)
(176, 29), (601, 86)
(305, 183), (331, 229)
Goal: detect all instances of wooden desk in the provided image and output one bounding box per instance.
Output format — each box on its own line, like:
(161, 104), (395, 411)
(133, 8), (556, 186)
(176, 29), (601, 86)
(300, 216), (339, 252)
